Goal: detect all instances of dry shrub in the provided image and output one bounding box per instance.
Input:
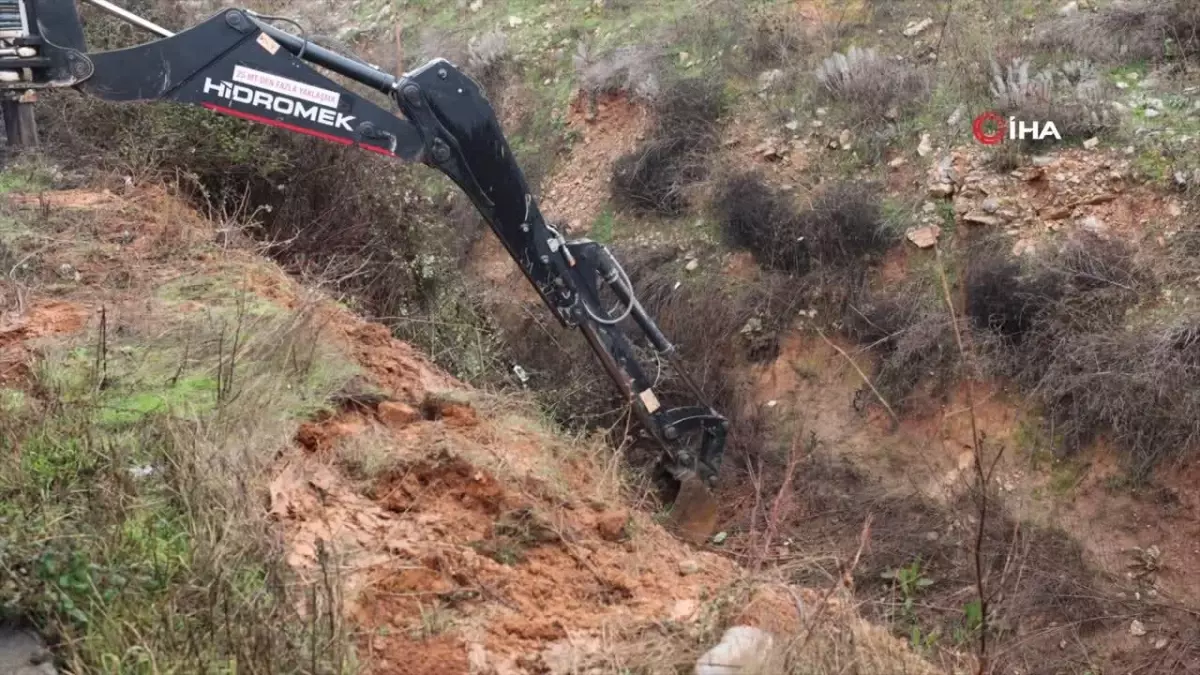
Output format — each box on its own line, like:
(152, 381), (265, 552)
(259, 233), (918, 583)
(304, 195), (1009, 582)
(988, 57), (1116, 141)
(573, 43), (662, 103)
(746, 7), (807, 69)
(843, 280), (957, 413)
(815, 47), (928, 122)
(610, 77), (726, 216)
(1037, 0), (1200, 62)
(967, 234), (1200, 475)
(713, 173), (894, 276)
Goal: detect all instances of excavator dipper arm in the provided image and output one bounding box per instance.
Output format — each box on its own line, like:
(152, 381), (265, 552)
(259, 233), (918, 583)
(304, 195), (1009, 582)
(6, 0), (728, 539)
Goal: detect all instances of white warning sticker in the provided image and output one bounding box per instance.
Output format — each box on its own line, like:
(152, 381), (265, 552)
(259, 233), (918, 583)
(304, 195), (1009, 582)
(231, 65), (340, 108)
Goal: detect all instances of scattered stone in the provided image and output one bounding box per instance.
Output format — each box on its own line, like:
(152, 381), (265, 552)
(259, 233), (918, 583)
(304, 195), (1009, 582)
(679, 560), (701, 576)
(917, 133), (933, 157)
(922, 201), (936, 213)
(1155, 637), (1169, 650)
(888, 156), (907, 168)
(711, 531), (728, 545)
(1031, 155), (1055, 167)
(0, 629), (56, 675)
(57, 263), (79, 281)
(902, 17), (934, 37)
(815, 107), (827, 116)
(1082, 193), (1117, 205)
(1169, 202), (1184, 217)
(755, 139), (786, 161)
(671, 599), (699, 622)
(906, 225), (941, 249)
(1058, 1), (1078, 14)
(378, 401), (421, 429)
(838, 129), (852, 149)
(1084, 137), (1100, 149)
(1041, 205), (1073, 220)
(685, 259), (699, 272)
(739, 317), (763, 335)
(596, 510), (630, 541)
(947, 105), (964, 127)
(1144, 108), (1161, 118)
(928, 183), (955, 198)
(1130, 619), (1147, 637)
(695, 627), (774, 675)
(784, 120), (800, 132)
(1174, 171), (1190, 189)
(884, 106), (899, 121)
(1116, 81), (1130, 90)
(1080, 215), (1108, 233)
(756, 69), (784, 91)
(982, 197), (1000, 213)
(925, 531), (939, 541)
(1014, 166), (1045, 182)
(507, 14), (523, 26)
(963, 211), (1002, 226)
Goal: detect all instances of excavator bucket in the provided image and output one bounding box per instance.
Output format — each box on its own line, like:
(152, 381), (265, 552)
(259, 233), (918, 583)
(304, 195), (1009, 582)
(668, 471), (720, 544)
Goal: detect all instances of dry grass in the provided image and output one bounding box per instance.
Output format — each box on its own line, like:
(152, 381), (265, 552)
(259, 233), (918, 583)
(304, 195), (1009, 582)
(713, 172), (894, 276)
(610, 77), (726, 216)
(815, 46), (929, 123)
(1036, 0), (1200, 62)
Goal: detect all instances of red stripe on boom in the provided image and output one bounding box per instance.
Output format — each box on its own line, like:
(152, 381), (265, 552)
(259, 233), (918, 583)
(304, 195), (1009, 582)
(201, 103), (395, 157)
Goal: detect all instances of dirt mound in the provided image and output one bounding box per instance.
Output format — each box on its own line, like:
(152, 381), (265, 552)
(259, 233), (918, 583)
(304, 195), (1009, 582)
(0, 300), (88, 388)
(269, 396), (740, 674)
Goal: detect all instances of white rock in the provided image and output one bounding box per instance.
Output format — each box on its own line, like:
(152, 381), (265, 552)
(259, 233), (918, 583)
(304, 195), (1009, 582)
(889, 156), (907, 168)
(685, 259), (699, 272)
(1032, 155), (1055, 167)
(1080, 215), (1107, 233)
(906, 225), (941, 249)
(1144, 108), (1161, 118)
(917, 133), (933, 157)
(839, 129), (852, 148)
(1058, 1), (1079, 14)
(902, 18), (934, 37)
(1130, 619), (1147, 637)
(695, 626), (774, 675)
(784, 120), (800, 132)
(947, 105), (964, 127)
(507, 14), (522, 26)
(679, 560), (700, 575)
(757, 69), (784, 91)
(982, 197), (1000, 213)
(1083, 137), (1100, 149)
(1116, 81), (1130, 89)
(815, 107), (827, 116)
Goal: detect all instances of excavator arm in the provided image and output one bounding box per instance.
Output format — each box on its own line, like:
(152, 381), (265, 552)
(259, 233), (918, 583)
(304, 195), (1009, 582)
(0, 0), (728, 540)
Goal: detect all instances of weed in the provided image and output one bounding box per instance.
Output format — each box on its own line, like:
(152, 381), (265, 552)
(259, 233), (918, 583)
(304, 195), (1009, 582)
(815, 47), (929, 123)
(610, 77), (726, 216)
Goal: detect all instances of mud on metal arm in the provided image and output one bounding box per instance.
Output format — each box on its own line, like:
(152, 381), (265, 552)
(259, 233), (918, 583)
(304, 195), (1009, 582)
(2, 0), (729, 487)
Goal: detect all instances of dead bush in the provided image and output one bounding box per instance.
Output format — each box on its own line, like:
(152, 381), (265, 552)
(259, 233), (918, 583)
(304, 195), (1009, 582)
(1037, 0), (1200, 62)
(966, 251), (1061, 345)
(815, 47), (929, 122)
(989, 57), (1117, 141)
(713, 172), (809, 274)
(746, 8), (806, 69)
(843, 281), (957, 413)
(573, 43), (662, 103)
(713, 174), (892, 277)
(610, 77), (726, 216)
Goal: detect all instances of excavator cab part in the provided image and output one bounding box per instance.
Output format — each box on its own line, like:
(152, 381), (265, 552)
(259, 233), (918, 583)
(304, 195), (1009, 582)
(2, 0), (727, 540)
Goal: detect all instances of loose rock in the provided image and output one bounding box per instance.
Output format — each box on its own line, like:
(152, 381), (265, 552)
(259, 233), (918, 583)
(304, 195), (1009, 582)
(917, 133), (933, 157)
(902, 18), (934, 37)
(679, 560), (701, 576)
(595, 510), (630, 541)
(378, 401), (421, 429)
(695, 626), (774, 675)
(1130, 619), (1147, 637)
(963, 211), (1002, 227)
(906, 225), (941, 249)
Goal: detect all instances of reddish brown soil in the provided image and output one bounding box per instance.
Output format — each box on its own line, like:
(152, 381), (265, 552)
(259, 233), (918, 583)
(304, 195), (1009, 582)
(0, 300), (88, 388)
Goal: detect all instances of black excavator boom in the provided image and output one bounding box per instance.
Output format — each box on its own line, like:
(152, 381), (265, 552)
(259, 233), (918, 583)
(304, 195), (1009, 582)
(0, 0), (728, 540)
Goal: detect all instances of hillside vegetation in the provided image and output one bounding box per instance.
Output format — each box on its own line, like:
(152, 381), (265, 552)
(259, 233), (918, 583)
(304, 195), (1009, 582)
(2, 0), (1200, 673)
